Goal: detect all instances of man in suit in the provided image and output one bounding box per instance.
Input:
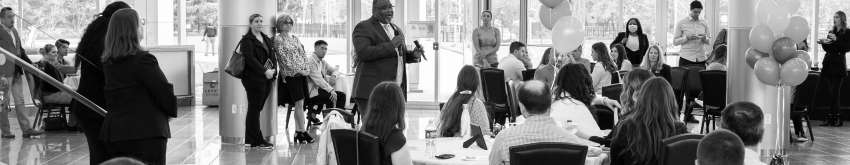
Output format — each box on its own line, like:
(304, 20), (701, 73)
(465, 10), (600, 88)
(0, 7), (39, 138)
(351, 0), (423, 116)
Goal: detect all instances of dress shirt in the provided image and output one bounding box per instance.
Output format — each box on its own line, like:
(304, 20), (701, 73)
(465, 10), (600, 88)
(550, 97), (605, 137)
(498, 55), (525, 82)
(307, 54), (335, 98)
(590, 63), (611, 93)
(674, 17), (710, 62)
(489, 115), (597, 165)
(745, 147), (767, 165)
(381, 23), (404, 84)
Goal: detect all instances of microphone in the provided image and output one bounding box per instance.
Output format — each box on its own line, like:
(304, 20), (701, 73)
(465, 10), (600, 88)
(413, 40), (427, 61)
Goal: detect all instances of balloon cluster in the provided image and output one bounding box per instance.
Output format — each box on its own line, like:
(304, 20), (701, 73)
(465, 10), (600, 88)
(747, 0), (811, 86)
(539, 0), (584, 53)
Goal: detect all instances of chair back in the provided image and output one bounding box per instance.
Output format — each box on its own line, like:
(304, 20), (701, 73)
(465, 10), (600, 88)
(662, 134), (704, 165)
(792, 73), (820, 111)
(602, 84), (623, 102)
(506, 80), (522, 122)
(330, 129), (382, 165)
(699, 71), (726, 109)
(611, 71), (621, 84)
(684, 66), (705, 94)
(670, 67), (689, 92)
(509, 142), (588, 165)
(841, 72), (850, 110)
(480, 68), (509, 105)
(522, 69), (537, 81)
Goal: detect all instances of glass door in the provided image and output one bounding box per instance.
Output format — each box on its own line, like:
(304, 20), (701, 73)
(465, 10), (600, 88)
(402, 0), (438, 102)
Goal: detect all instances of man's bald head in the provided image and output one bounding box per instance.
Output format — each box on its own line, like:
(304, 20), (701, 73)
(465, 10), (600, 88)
(518, 80), (552, 114)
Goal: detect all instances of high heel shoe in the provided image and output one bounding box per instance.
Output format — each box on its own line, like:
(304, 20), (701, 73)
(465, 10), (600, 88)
(294, 131), (315, 144)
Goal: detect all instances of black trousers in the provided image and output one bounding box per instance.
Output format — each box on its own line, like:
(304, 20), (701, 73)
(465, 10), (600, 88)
(821, 76), (844, 119)
(307, 89), (347, 110)
(105, 138), (167, 165)
(678, 58), (706, 118)
(71, 109), (107, 164)
(243, 79), (271, 145)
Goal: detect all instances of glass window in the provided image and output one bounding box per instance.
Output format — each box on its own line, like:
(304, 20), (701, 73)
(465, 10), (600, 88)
(492, 0), (520, 44)
(279, 0), (350, 73)
(16, 0), (99, 49)
(817, 0), (849, 67)
(623, 0), (657, 41)
(666, 0), (693, 51)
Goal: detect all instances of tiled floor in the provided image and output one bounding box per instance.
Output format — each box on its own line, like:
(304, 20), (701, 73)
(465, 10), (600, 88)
(0, 106), (847, 165)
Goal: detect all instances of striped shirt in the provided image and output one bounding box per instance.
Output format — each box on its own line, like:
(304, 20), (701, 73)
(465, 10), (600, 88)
(489, 115), (597, 165)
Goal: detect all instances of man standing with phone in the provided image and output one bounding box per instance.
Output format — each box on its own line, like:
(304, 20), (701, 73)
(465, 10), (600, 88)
(673, 0), (710, 123)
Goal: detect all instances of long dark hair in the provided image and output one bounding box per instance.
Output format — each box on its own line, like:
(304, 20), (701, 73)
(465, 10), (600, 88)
(592, 42), (617, 72)
(102, 8), (143, 63)
(619, 69), (653, 116)
(437, 65), (480, 137)
(611, 44), (627, 69)
(553, 64), (595, 106)
(539, 47), (554, 66)
(614, 77), (680, 164)
(76, 1), (130, 67)
(625, 18), (644, 35)
(363, 82), (407, 142)
(834, 11), (848, 33)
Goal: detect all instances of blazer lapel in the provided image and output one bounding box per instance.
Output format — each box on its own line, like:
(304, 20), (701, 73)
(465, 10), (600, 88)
(370, 18), (391, 42)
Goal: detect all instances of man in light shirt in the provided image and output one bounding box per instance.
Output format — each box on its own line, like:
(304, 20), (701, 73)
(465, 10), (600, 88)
(306, 40), (347, 124)
(498, 41), (529, 82)
(720, 102), (767, 165)
(489, 80), (600, 165)
(673, 0), (709, 123)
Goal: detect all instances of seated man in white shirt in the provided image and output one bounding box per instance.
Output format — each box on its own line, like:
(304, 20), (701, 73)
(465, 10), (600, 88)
(489, 80), (599, 165)
(696, 129), (746, 165)
(305, 40), (347, 125)
(498, 41), (530, 82)
(720, 101), (767, 165)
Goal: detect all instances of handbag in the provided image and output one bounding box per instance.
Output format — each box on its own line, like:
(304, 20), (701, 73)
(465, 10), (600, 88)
(224, 41), (245, 78)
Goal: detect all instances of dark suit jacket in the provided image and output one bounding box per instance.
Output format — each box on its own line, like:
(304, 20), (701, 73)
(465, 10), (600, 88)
(238, 31), (276, 84)
(0, 26), (31, 77)
(352, 17), (419, 100)
(821, 29), (850, 77)
(100, 52), (177, 142)
(611, 32), (649, 65)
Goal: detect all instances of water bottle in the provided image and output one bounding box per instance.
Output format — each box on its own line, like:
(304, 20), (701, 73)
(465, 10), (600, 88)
(425, 120), (437, 155)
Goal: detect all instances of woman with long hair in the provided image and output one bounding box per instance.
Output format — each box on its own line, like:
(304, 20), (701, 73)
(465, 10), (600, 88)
(640, 45), (671, 82)
(362, 82), (412, 165)
(590, 42), (617, 93)
(71, 2), (130, 164)
(101, 8), (177, 164)
(239, 13), (277, 149)
(610, 78), (688, 165)
(473, 10), (501, 68)
(550, 64), (605, 138)
(273, 15), (314, 143)
(611, 18), (650, 65)
(817, 11), (850, 127)
(707, 45), (727, 71)
(437, 65), (490, 137)
(618, 69), (654, 117)
(610, 44), (633, 71)
(534, 48), (557, 88)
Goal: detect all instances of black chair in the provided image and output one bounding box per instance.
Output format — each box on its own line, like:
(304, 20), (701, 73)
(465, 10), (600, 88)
(330, 129), (382, 165)
(670, 67), (690, 117)
(602, 84), (623, 102)
(522, 69), (537, 81)
(662, 134), (704, 165)
(792, 73), (819, 141)
(31, 65), (71, 131)
(509, 142), (588, 165)
(699, 70), (726, 134)
(684, 66), (705, 114)
(481, 68), (511, 126)
(506, 80), (521, 123)
(610, 71), (621, 84)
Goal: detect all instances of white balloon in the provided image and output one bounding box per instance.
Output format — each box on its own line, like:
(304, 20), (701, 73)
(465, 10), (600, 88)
(784, 16), (810, 43)
(784, 0), (801, 14)
(552, 16), (584, 53)
(756, 0), (790, 32)
(550, 1), (572, 22)
(539, 0), (564, 8)
(540, 5), (555, 30)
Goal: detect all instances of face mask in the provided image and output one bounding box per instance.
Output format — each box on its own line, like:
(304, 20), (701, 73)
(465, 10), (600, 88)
(628, 25), (638, 33)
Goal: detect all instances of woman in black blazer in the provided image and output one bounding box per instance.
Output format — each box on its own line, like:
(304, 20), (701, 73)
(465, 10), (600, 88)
(239, 14), (277, 149)
(100, 8), (176, 165)
(817, 11), (850, 127)
(611, 18), (649, 65)
(71, 2), (130, 164)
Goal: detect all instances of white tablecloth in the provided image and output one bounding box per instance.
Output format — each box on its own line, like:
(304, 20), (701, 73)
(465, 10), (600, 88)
(408, 137), (608, 165)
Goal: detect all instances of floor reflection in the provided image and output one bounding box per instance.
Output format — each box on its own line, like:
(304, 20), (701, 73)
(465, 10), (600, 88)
(0, 106), (844, 164)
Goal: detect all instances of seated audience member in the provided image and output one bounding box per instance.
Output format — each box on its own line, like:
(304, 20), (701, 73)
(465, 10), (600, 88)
(707, 45), (727, 71)
(361, 82), (412, 165)
(55, 39), (71, 66)
(437, 65), (491, 137)
(590, 42), (617, 93)
(490, 80), (599, 165)
(305, 40), (346, 124)
(611, 44), (633, 71)
(100, 157), (146, 165)
(550, 64), (605, 138)
(720, 101), (767, 165)
(534, 47), (556, 88)
(696, 130), (746, 165)
(589, 68), (654, 146)
(611, 77), (689, 165)
(570, 45), (593, 72)
(35, 44), (72, 104)
(498, 41), (530, 82)
(640, 45), (672, 82)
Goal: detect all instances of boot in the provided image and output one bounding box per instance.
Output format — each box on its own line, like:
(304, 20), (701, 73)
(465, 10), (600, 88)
(821, 114), (836, 126)
(834, 114), (844, 127)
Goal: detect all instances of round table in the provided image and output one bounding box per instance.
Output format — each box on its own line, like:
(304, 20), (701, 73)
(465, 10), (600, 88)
(408, 137), (609, 165)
